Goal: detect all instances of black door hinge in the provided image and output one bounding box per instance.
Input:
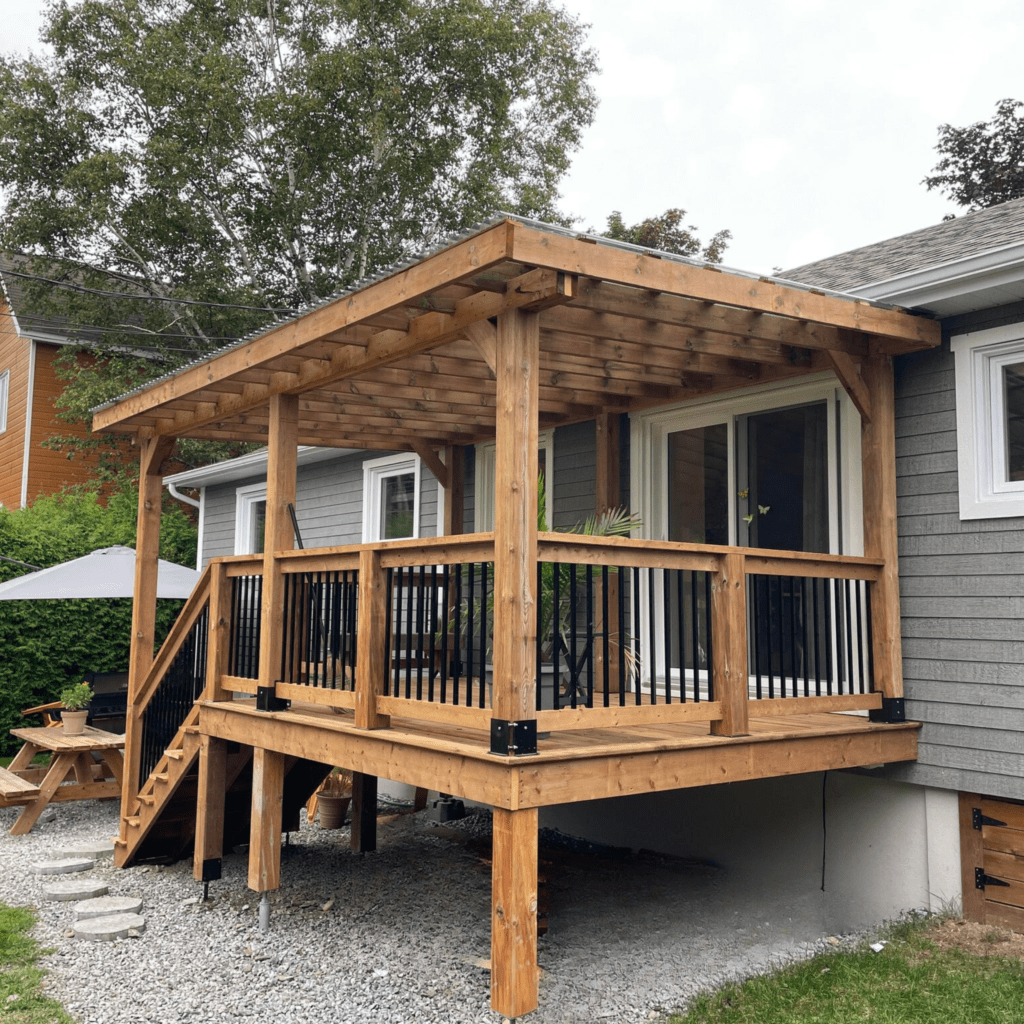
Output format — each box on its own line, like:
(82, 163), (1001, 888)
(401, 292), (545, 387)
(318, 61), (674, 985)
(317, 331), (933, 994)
(973, 807), (1007, 830)
(976, 867), (1011, 890)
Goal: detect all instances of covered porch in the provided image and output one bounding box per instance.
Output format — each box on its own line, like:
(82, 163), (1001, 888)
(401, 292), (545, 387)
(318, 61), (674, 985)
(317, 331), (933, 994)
(93, 216), (939, 1017)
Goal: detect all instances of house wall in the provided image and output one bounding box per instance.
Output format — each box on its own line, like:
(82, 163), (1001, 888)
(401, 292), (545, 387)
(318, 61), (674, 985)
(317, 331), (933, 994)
(24, 343), (101, 504)
(885, 300), (1024, 801)
(542, 775), (961, 932)
(199, 450), (442, 564)
(0, 301), (28, 508)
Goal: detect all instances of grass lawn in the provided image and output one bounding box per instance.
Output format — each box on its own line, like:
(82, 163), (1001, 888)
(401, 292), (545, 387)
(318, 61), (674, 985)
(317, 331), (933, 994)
(671, 915), (1024, 1024)
(0, 902), (74, 1023)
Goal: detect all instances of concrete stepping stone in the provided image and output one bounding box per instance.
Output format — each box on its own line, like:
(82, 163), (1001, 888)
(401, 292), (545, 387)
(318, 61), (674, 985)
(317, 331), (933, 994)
(32, 858), (96, 875)
(74, 913), (146, 941)
(74, 896), (144, 921)
(56, 840), (115, 861)
(41, 879), (109, 901)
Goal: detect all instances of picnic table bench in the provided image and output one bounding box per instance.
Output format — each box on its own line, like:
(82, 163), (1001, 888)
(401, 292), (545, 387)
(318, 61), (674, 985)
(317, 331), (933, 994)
(3, 726), (125, 836)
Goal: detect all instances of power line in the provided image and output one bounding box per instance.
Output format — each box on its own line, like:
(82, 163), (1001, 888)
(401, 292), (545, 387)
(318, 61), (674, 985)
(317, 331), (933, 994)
(1, 266), (299, 314)
(13, 314), (241, 350)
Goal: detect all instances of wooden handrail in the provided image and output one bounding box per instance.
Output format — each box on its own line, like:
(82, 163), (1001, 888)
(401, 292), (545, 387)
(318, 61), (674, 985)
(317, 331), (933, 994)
(132, 565), (212, 714)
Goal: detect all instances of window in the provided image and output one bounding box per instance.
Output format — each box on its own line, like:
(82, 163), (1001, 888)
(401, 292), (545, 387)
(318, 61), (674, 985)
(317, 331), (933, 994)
(363, 454), (420, 542)
(235, 483), (267, 555)
(0, 370), (8, 433)
(633, 376), (861, 554)
(475, 429), (554, 531)
(632, 376), (865, 692)
(951, 323), (1024, 519)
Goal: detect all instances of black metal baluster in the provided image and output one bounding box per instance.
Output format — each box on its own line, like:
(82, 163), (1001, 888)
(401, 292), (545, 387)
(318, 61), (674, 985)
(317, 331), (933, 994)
(552, 564), (561, 711)
(585, 564), (594, 708)
(601, 565), (610, 708)
(480, 562), (490, 709)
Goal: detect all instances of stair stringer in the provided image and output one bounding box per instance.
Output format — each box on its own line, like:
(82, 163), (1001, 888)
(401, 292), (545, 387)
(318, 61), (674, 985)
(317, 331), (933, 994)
(114, 706), (202, 868)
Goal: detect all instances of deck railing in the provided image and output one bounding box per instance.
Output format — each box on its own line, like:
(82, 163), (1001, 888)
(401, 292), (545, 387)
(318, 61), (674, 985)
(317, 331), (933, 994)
(207, 533), (885, 733)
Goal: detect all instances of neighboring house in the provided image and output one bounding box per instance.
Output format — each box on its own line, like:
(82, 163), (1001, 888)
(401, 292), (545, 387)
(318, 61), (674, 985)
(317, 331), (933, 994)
(0, 256), (104, 508)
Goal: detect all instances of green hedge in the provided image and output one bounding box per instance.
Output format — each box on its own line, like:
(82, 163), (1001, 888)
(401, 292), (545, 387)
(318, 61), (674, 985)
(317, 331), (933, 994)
(0, 489), (198, 754)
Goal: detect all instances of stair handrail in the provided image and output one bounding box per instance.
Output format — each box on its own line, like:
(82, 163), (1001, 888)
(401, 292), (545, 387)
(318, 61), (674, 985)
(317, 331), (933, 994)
(132, 565), (212, 714)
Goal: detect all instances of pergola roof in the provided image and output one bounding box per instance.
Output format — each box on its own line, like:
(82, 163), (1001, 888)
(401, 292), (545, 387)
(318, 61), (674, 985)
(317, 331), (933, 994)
(92, 216), (941, 454)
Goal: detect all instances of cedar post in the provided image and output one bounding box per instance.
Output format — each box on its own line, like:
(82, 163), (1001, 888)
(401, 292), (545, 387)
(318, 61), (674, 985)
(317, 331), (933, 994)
(257, 393), (298, 700)
(491, 308), (539, 743)
(860, 353), (905, 717)
(121, 433), (176, 841)
(193, 735), (227, 883)
(248, 746), (285, 892)
(206, 561), (231, 703)
(443, 444), (465, 537)
(491, 807), (539, 1018)
(355, 547), (389, 730)
(710, 550), (749, 736)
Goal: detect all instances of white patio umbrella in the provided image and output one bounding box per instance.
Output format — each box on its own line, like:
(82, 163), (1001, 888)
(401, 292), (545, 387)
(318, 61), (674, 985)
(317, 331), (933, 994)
(0, 545), (199, 601)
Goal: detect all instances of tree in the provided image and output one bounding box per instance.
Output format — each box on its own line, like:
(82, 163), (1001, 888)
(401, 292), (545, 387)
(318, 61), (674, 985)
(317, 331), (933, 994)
(603, 208), (732, 263)
(924, 98), (1024, 211)
(0, 0), (598, 471)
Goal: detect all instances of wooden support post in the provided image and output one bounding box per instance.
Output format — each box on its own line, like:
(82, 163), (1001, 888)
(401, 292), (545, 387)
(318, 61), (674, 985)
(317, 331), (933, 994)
(257, 393), (298, 696)
(710, 551), (749, 736)
(958, 792), (987, 924)
(206, 562), (231, 703)
(492, 308), (539, 732)
(194, 735), (227, 882)
(355, 547), (389, 730)
(491, 807), (539, 1018)
(121, 434), (176, 840)
(350, 771), (378, 854)
(248, 746), (284, 892)
(860, 353), (904, 708)
(443, 445), (465, 537)
(595, 413), (622, 693)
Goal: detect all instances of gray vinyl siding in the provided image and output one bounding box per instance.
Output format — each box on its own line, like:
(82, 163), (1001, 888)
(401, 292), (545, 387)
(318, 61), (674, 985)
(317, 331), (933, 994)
(884, 304), (1024, 801)
(198, 450), (440, 566)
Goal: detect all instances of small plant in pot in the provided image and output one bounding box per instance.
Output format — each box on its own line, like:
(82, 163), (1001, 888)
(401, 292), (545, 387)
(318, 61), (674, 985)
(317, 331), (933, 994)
(316, 767), (353, 829)
(59, 682), (93, 735)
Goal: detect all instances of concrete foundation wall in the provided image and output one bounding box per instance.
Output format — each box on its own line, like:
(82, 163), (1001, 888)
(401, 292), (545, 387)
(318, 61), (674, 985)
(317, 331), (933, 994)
(541, 772), (961, 933)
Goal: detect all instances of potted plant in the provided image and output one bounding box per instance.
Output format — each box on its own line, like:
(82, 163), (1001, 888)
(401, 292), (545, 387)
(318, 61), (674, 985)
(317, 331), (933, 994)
(59, 682), (93, 735)
(316, 767), (353, 829)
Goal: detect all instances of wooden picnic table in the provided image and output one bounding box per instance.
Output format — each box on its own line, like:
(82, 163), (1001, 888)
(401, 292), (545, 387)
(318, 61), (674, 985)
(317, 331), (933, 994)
(1, 726), (124, 836)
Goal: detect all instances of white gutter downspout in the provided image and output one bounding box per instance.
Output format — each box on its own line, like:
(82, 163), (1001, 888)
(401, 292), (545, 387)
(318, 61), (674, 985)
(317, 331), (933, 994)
(167, 482), (204, 569)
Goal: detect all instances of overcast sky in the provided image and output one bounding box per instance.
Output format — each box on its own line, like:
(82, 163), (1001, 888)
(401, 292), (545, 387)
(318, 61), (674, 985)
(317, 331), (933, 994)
(4, 0), (1024, 275)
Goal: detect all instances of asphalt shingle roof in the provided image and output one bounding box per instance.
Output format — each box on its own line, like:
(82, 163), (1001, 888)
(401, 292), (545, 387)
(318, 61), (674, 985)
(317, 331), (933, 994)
(784, 197), (1024, 292)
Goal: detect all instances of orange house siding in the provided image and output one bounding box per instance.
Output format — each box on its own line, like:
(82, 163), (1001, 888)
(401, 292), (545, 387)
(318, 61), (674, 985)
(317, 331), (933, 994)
(0, 299), (29, 508)
(24, 342), (103, 504)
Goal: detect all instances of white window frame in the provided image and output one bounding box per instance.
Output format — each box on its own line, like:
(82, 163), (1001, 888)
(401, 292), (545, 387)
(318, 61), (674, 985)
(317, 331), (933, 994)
(951, 322), (1024, 519)
(362, 453), (421, 543)
(631, 374), (862, 555)
(630, 374), (865, 697)
(234, 482), (267, 555)
(475, 429), (554, 532)
(0, 369), (9, 433)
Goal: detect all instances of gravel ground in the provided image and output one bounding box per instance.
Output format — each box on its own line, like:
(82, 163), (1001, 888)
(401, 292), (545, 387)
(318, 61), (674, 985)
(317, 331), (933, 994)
(0, 798), (856, 1023)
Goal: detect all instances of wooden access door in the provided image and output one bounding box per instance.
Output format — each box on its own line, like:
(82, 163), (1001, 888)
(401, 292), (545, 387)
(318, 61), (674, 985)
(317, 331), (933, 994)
(960, 792), (1024, 930)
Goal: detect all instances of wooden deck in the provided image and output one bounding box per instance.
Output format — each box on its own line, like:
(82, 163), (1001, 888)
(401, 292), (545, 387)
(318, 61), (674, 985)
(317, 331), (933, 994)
(199, 698), (920, 810)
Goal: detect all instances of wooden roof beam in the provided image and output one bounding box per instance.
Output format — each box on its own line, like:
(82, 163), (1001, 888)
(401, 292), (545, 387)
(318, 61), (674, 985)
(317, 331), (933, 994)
(511, 222), (941, 351)
(107, 265), (574, 441)
(93, 220), (519, 435)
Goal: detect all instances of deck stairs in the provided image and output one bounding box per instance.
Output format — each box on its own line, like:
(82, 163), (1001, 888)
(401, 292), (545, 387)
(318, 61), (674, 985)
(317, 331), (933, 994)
(116, 703), (333, 867)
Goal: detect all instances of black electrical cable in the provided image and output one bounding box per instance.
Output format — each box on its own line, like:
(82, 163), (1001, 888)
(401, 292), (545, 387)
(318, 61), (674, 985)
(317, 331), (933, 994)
(1, 266), (299, 314)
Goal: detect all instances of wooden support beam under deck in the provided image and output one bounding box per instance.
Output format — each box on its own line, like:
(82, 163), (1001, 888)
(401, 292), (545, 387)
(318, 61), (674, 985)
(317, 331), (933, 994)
(248, 747), (285, 892)
(193, 735), (227, 882)
(491, 807), (539, 1018)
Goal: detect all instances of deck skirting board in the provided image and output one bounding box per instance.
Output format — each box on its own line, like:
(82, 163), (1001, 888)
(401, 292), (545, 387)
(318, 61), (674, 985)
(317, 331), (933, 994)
(197, 701), (919, 811)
